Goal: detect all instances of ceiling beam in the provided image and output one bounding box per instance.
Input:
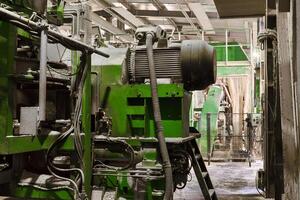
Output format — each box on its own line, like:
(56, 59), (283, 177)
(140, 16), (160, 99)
(111, 7), (144, 27)
(151, 0), (178, 29)
(117, 0), (152, 25)
(91, 12), (134, 42)
(130, 9), (191, 18)
(128, 9), (218, 18)
(188, 3), (215, 34)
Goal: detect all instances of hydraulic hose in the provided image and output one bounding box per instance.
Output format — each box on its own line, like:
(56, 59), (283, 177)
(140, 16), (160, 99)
(146, 33), (173, 200)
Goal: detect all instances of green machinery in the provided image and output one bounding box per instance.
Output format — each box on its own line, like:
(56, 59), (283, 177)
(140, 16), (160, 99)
(0, 1), (218, 199)
(91, 26), (217, 199)
(0, 1), (107, 199)
(199, 85), (224, 155)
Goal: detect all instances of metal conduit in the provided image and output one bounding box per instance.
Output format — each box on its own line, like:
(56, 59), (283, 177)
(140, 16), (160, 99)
(0, 7), (109, 58)
(146, 33), (173, 200)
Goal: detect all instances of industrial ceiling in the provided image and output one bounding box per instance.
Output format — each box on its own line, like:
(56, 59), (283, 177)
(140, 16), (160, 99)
(66, 0), (262, 45)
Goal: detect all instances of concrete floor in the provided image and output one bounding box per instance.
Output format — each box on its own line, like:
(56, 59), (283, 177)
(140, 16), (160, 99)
(174, 160), (267, 200)
(0, 161), (268, 200)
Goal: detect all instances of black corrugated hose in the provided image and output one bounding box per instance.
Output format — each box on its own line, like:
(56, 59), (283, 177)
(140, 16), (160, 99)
(146, 32), (174, 200)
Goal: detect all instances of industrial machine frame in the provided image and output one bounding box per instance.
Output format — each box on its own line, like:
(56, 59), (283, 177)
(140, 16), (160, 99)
(0, 1), (217, 199)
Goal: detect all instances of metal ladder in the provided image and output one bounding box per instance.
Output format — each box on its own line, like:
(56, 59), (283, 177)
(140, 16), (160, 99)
(188, 139), (218, 200)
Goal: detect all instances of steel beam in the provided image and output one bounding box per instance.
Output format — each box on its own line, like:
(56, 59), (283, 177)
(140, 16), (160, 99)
(0, 7), (109, 57)
(128, 9), (218, 19)
(188, 3), (215, 34)
(91, 13), (134, 42)
(116, 0), (152, 25)
(38, 26), (48, 121)
(151, 0), (178, 29)
(111, 7), (144, 27)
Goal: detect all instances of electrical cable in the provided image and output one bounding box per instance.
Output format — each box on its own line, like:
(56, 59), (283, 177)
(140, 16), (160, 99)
(93, 138), (135, 170)
(18, 182), (75, 192)
(46, 126), (82, 199)
(146, 33), (173, 200)
(48, 65), (82, 77)
(73, 55), (89, 165)
(46, 54), (89, 199)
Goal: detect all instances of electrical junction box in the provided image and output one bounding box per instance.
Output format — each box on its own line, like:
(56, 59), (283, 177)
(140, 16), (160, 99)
(20, 107), (39, 135)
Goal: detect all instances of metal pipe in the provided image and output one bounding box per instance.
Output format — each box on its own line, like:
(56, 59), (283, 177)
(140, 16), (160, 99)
(39, 0), (48, 122)
(225, 29), (228, 66)
(207, 113), (211, 166)
(0, 7), (109, 58)
(39, 23), (48, 121)
(146, 33), (173, 200)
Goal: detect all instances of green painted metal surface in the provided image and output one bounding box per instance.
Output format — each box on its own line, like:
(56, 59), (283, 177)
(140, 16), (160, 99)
(196, 43), (250, 154)
(217, 66), (250, 77)
(92, 64), (190, 139)
(199, 86), (223, 154)
(211, 42), (248, 61)
(0, 134), (79, 154)
(82, 56), (92, 198)
(0, 21), (15, 145)
(91, 49), (192, 199)
(14, 186), (73, 200)
(0, 15), (91, 199)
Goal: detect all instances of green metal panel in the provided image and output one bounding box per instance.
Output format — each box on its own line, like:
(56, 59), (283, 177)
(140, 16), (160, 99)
(92, 64), (190, 139)
(0, 21), (16, 145)
(92, 53), (191, 199)
(82, 55), (92, 198)
(211, 42), (248, 61)
(0, 134), (78, 154)
(14, 186), (73, 200)
(217, 66), (250, 76)
(98, 84), (186, 138)
(199, 86), (223, 154)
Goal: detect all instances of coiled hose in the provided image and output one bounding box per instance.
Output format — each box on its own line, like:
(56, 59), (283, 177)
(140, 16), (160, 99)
(146, 33), (173, 200)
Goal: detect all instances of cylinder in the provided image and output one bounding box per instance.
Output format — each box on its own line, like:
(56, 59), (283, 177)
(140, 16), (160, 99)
(128, 40), (216, 91)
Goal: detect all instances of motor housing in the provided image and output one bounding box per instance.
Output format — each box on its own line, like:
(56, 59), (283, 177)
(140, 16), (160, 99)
(127, 40), (216, 91)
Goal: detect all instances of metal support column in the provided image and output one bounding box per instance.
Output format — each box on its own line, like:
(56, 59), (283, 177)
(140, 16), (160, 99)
(263, 7), (284, 199)
(225, 29), (228, 66)
(38, 21), (48, 121)
(82, 55), (92, 197)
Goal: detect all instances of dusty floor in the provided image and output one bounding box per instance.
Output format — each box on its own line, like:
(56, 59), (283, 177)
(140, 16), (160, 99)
(174, 160), (267, 200)
(0, 161), (268, 200)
